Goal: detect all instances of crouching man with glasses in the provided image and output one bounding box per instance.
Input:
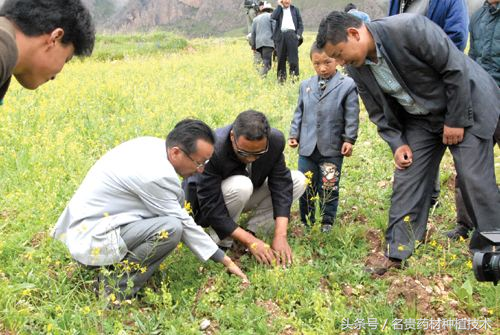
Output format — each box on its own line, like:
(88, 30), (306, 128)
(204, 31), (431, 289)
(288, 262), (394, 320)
(53, 119), (247, 300)
(184, 110), (306, 267)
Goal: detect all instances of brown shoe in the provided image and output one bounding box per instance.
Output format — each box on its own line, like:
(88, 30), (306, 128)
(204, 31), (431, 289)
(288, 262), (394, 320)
(364, 253), (402, 275)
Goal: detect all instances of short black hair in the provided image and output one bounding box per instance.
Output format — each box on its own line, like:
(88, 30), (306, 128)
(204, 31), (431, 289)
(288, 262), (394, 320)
(0, 0), (95, 56)
(309, 41), (325, 59)
(166, 119), (215, 154)
(316, 11), (362, 48)
(344, 3), (357, 12)
(232, 110), (270, 141)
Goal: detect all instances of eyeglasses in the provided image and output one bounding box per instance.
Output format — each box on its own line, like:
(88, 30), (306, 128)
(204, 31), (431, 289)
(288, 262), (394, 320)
(232, 135), (269, 158)
(179, 147), (210, 170)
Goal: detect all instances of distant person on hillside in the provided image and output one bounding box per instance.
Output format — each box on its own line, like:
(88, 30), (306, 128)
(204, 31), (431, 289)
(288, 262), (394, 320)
(446, 0), (500, 240)
(53, 120), (247, 300)
(0, 0), (95, 105)
(271, 0), (304, 82)
(245, 0), (262, 34)
(289, 42), (360, 232)
(251, 2), (275, 76)
(316, 12), (500, 274)
(344, 3), (371, 22)
(184, 110), (306, 267)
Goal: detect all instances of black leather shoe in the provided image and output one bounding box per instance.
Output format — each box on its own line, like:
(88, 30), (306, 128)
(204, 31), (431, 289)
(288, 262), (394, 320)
(365, 257), (402, 275)
(446, 225), (470, 240)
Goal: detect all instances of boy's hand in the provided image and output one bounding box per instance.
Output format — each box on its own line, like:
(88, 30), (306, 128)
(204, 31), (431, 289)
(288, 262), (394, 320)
(341, 142), (353, 156)
(443, 125), (464, 145)
(394, 145), (413, 170)
(222, 255), (249, 283)
(288, 138), (299, 148)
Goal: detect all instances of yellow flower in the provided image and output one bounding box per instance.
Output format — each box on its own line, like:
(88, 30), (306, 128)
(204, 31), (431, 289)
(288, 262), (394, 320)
(304, 171), (313, 179)
(467, 260), (472, 269)
(21, 289), (31, 296)
(158, 230), (169, 240)
(459, 236), (465, 242)
(47, 323), (53, 332)
(109, 293), (116, 302)
(403, 215), (410, 223)
(159, 263), (167, 271)
(23, 252), (33, 260)
(176, 242), (183, 250)
(430, 240), (437, 247)
(310, 195), (319, 201)
(82, 306), (91, 315)
(184, 201), (193, 215)
(397, 244), (406, 251)
(140, 266), (147, 273)
(91, 247), (101, 257)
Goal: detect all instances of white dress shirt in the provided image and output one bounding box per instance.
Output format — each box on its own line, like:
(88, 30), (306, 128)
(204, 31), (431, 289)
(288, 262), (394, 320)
(281, 7), (296, 31)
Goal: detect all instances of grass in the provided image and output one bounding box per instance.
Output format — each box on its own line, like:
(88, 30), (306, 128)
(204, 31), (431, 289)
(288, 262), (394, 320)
(0, 32), (499, 334)
(91, 32), (188, 61)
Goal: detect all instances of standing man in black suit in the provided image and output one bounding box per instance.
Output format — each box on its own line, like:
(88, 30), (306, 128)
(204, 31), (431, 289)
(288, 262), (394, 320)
(316, 12), (500, 274)
(184, 110), (306, 267)
(271, 0), (304, 82)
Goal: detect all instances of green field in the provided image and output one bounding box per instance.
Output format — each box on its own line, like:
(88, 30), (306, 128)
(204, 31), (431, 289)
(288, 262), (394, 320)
(0, 32), (499, 334)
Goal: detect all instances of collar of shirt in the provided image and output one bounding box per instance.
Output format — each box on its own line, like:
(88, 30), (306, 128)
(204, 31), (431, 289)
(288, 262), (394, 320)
(364, 44), (382, 66)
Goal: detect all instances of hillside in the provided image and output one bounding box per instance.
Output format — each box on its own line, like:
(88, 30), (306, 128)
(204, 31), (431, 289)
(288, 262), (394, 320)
(83, 0), (388, 36)
(0, 0), (487, 37)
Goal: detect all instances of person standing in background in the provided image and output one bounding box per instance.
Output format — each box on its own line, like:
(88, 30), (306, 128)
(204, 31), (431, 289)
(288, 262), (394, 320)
(244, 0), (261, 34)
(388, 0), (469, 51)
(251, 2), (275, 76)
(271, 0), (304, 82)
(344, 3), (371, 23)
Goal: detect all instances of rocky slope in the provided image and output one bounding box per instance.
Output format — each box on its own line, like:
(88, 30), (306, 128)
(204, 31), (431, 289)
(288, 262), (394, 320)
(83, 0), (388, 36)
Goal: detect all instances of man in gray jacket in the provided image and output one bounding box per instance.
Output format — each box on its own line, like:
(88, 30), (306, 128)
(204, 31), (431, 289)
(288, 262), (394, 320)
(316, 12), (500, 274)
(53, 119), (247, 299)
(251, 2), (275, 76)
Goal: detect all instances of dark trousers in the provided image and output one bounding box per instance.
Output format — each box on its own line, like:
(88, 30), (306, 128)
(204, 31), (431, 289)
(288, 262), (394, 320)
(298, 148), (343, 226)
(386, 119), (500, 261)
(275, 30), (299, 82)
(453, 117), (500, 234)
(257, 46), (273, 76)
